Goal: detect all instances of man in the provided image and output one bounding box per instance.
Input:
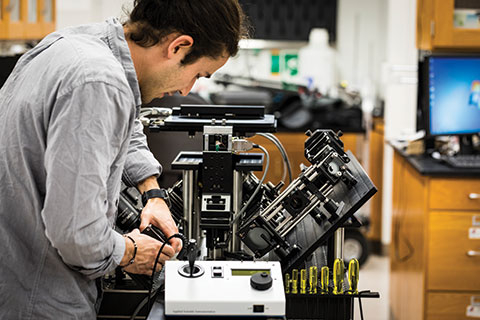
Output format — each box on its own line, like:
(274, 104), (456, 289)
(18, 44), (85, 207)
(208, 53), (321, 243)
(0, 0), (248, 318)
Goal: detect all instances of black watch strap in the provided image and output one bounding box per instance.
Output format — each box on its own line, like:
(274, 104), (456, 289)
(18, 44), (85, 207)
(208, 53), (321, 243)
(141, 188), (168, 207)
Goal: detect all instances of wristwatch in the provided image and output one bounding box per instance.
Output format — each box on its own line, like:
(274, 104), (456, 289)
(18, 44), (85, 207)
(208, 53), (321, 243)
(141, 188), (170, 207)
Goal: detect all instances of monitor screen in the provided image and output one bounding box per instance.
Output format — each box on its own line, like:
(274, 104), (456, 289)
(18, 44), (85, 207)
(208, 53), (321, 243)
(428, 56), (480, 136)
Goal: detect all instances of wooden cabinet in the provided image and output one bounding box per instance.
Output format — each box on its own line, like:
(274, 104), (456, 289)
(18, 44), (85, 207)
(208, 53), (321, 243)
(39, 0), (55, 38)
(23, 0), (40, 39)
(390, 150), (480, 320)
(417, 0), (480, 50)
(0, 1), (6, 38)
(4, 0), (24, 39)
(0, 0), (55, 40)
(428, 210), (480, 291)
(429, 179), (480, 210)
(248, 132), (364, 187)
(427, 293), (480, 320)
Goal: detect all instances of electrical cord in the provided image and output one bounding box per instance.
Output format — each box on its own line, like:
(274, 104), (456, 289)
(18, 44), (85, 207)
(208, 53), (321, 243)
(256, 133), (293, 183)
(264, 133), (292, 183)
(147, 233), (187, 314)
(256, 134), (287, 182)
(129, 290), (158, 320)
(232, 144), (270, 225)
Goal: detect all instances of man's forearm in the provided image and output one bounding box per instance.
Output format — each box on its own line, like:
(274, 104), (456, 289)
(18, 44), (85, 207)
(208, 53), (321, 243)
(136, 176), (182, 252)
(137, 175), (160, 194)
(119, 235), (136, 267)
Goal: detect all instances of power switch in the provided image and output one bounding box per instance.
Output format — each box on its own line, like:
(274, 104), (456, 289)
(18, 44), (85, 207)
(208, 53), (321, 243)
(253, 305), (264, 313)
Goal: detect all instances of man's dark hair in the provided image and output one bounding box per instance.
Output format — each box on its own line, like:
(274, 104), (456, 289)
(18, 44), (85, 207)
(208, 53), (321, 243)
(126, 0), (250, 65)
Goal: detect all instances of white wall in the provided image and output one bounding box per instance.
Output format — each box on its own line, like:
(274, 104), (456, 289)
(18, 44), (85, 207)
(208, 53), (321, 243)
(336, 0), (418, 246)
(336, 0), (388, 98)
(381, 0), (418, 245)
(56, 0), (132, 30)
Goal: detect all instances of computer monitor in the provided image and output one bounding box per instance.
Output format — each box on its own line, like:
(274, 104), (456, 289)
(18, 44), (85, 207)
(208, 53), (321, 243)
(418, 54), (480, 154)
(427, 55), (480, 135)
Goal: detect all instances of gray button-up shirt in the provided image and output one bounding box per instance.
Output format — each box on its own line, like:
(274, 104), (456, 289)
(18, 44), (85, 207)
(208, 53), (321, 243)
(0, 18), (161, 319)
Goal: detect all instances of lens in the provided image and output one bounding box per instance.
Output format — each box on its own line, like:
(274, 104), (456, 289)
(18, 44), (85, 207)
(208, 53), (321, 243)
(116, 194), (141, 232)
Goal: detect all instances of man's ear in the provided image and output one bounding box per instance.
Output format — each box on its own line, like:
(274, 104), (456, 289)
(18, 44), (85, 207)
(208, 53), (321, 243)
(167, 35), (194, 59)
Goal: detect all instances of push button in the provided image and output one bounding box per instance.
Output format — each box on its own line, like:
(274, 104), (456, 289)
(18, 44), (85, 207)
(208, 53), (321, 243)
(253, 305), (264, 313)
(211, 266), (223, 278)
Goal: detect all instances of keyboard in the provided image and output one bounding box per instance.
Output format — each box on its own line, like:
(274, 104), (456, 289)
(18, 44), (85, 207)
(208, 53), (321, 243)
(443, 154), (480, 169)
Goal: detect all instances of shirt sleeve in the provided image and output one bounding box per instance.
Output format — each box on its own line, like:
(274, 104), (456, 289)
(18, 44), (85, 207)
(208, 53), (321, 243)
(122, 117), (162, 187)
(41, 81), (133, 279)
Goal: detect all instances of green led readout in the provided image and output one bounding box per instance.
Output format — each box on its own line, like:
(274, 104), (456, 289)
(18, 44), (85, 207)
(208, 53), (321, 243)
(231, 269), (271, 276)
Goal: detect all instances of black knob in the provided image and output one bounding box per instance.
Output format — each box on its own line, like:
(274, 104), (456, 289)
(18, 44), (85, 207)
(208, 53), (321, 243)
(250, 272), (273, 291)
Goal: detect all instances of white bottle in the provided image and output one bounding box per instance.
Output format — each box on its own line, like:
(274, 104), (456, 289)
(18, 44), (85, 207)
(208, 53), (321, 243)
(298, 28), (336, 95)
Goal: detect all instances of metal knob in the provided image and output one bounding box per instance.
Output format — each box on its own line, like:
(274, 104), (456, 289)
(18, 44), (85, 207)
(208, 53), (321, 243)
(467, 250), (480, 257)
(469, 193), (480, 200)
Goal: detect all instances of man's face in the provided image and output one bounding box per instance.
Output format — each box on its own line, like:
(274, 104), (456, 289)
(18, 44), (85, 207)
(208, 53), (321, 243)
(139, 53), (228, 104)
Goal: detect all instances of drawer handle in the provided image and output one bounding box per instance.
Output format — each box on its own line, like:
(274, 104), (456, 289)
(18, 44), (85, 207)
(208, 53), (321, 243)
(469, 193), (480, 200)
(467, 250), (480, 257)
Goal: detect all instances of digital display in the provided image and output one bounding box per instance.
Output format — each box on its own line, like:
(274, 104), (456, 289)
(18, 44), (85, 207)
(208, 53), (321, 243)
(231, 269), (270, 276)
(429, 57), (480, 135)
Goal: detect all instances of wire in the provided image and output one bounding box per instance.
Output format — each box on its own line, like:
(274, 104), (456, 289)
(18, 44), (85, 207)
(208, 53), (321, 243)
(232, 144), (270, 225)
(129, 290), (157, 320)
(264, 133), (292, 183)
(259, 135), (288, 183)
(256, 133), (293, 183)
(147, 233), (187, 313)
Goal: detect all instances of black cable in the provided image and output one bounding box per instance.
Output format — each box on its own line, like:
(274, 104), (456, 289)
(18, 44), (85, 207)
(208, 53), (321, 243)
(147, 233), (187, 313)
(129, 290), (157, 320)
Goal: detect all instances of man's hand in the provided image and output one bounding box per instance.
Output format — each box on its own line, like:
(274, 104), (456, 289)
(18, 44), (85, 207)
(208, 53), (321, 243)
(140, 198), (182, 253)
(137, 176), (183, 254)
(120, 229), (175, 275)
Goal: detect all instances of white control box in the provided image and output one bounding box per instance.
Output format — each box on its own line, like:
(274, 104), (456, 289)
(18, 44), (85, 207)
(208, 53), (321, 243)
(165, 260), (285, 317)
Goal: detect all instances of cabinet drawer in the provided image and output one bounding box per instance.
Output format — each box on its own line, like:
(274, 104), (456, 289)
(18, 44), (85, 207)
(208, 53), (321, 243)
(428, 211), (480, 291)
(427, 292), (480, 320)
(429, 178), (480, 210)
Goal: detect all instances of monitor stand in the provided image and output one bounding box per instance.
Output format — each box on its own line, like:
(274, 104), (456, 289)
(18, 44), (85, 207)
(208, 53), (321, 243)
(424, 136), (436, 156)
(459, 135), (475, 155)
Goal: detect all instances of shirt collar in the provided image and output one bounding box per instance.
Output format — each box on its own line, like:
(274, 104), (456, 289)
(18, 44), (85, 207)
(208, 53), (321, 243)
(105, 17), (142, 112)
